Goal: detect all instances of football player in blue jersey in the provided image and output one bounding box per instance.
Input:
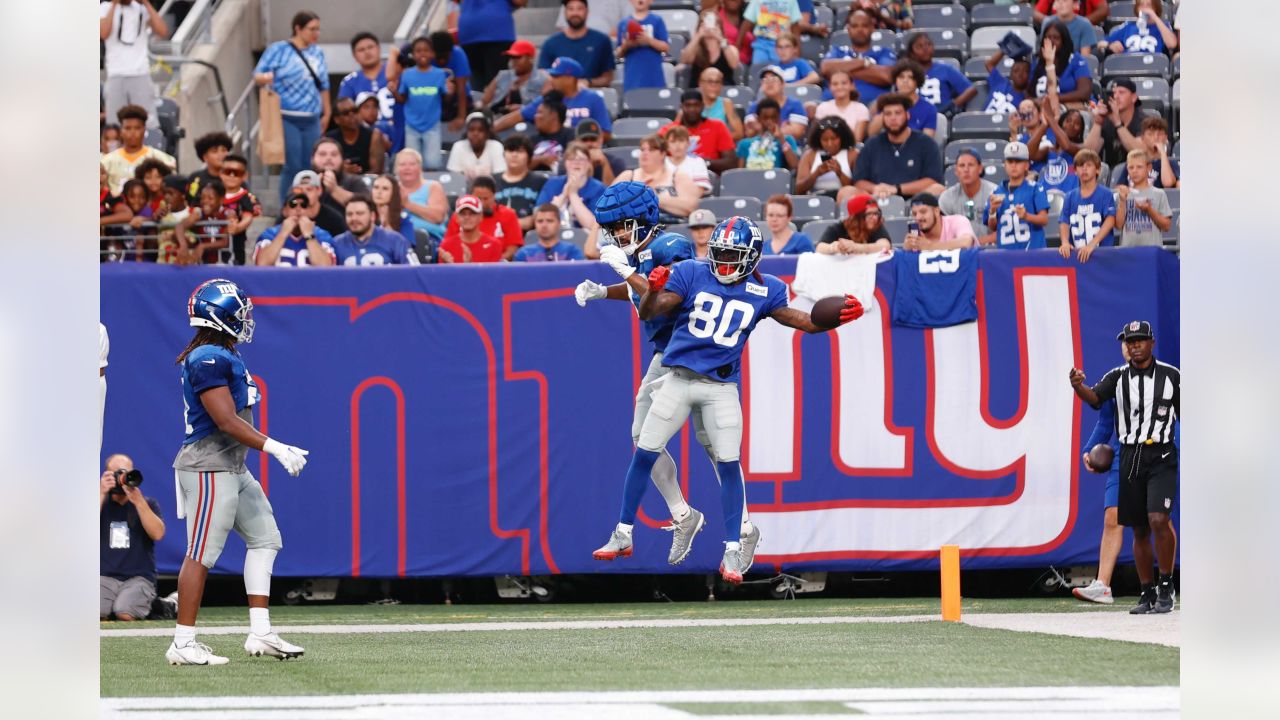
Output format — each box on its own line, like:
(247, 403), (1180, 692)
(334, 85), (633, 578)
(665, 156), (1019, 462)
(166, 279), (310, 666)
(630, 216), (863, 583)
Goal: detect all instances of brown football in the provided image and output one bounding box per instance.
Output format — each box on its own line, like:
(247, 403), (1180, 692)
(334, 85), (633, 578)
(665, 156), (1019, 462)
(1088, 443), (1114, 472)
(810, 296), (847, 329)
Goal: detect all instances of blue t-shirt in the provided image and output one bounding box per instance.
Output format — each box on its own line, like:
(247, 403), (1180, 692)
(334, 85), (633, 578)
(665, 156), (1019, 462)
(253, 41), (328, 116)
(457, 0), (516, 46)
(661, 260), (790, 383)
(777, 59), (815, 84)
(891, 248), (979, 329)
(617, 15), (669, 92)
(521, 91), (613, 132)
(339, 65), (404, 153)
(1107, 21), (1167, 55)
(983, 179), (1050, 250)
(823, 44), (896, 105)
(628, 231), (694, 351)
(331, 227), (418, 265)
(747, 97), (809, 127)
(735, 133), (800, 169)
(921, 62), (973, 109)
(535, 176), (607, 225)
(514, 241), (586, 262)
(101, 496), (163, 582)
(985, 66), (1026, 114)
(1042, 16), (1097, 58)
(1035, 149), (1080, 195)
(745, 0), (803, 60)
(908, 96), (938, 132)
(253, 225), (336, 266)
(762, 232), (814, 255)
(1032, 53), (1091, 97)
(538, 30), (617, 81)
(1061, 183), (1117, 248)
(181, 344), (257, 446)
(398, 66), (448, 132)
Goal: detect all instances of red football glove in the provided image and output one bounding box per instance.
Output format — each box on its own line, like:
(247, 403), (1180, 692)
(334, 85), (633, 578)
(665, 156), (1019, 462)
(838, 294), (864, 324)
(648, 265), (670, 291)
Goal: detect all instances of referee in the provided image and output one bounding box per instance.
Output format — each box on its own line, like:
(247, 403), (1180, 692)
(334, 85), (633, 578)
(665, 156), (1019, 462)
(1069, 320), (1179, 615)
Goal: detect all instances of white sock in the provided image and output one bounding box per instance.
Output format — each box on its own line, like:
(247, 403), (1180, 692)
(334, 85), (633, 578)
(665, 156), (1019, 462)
(174, 624), (195, 647)
(249, 607), (271, 636)
(741, 520), (755, 537)
(725, 541), (741, 552)
(650, 448), (691, 520)
(615, 522), (633, 535)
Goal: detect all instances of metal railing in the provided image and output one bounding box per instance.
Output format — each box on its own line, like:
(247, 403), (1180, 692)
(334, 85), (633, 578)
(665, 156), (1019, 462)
(101, 220), (232, 264)
(158, 0), (221, 58)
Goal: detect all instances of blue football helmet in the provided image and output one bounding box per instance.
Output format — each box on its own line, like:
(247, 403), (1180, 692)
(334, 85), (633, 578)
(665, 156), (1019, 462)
(593, 181), (661, 255)
(188, 278), (255, 343)
(708, 216), (764, 285)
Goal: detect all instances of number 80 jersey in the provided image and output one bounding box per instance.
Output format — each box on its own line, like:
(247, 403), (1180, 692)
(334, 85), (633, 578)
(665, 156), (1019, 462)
(660, 260), (790, 383)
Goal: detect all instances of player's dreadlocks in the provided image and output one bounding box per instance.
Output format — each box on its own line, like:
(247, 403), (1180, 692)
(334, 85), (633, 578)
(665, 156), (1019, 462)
(176, 327), (237, 365)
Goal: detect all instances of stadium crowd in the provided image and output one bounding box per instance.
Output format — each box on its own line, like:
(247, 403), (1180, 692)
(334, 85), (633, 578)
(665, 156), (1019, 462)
(100, 0), (1181, 266)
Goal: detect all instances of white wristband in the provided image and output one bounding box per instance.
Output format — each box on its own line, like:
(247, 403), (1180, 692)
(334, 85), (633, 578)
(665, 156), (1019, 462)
(262, 437), (283, 455)
(616, 265), (635, 280)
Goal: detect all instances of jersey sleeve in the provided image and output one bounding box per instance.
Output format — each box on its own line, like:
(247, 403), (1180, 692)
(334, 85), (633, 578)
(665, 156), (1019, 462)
(1032, 184), (1050, 213)
(591, 93), (613, 132)
(664, 259), (697, 301)
(653, 17), (669, 42)
(947, 65), (973, 94)
(1089, 366), (1124, 407)
(765, 277), (791, 317)
(665, 236), (694, 264)
(186, 352), (235, 395)
(521, 96), (541, 123)
(1082, 399), (1116, 453)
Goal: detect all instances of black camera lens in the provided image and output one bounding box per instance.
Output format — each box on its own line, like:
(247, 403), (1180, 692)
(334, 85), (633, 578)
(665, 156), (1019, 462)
(114, 469), (143, 488)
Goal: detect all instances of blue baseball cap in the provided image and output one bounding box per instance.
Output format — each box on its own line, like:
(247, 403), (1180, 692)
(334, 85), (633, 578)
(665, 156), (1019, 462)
(548, 57), (585, 78)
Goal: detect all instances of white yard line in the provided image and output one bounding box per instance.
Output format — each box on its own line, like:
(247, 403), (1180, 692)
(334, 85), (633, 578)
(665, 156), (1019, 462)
(964, 610), (1180, 647)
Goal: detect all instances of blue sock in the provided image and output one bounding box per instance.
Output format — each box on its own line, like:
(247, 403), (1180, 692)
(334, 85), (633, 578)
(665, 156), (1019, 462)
(717, 461), (745, 543)
(620, 448), (660, 525)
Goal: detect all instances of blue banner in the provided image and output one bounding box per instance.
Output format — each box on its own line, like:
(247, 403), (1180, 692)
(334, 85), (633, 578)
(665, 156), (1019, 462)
(101, 247), (1179, 577)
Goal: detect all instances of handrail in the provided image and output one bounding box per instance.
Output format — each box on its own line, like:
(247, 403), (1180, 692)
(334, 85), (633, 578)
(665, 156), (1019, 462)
(394, 0), (433, 46)
(167, 0), (219, 57)
(153, 55), (230, 119)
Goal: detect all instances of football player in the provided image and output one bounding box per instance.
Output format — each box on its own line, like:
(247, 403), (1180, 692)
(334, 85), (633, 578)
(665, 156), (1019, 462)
(167, 279), (310, 666)
(633, 217), (863, 583)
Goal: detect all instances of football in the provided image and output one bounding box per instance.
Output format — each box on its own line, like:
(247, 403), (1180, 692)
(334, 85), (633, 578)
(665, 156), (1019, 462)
(810, 296), (847, 329)
(1088, 443), (1115, 472)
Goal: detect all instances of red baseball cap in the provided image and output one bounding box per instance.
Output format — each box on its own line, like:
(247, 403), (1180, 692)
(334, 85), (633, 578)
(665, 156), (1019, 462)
(504, 40), (537, 57)
(846, 194), (875, 217)
(456, 195), (482, 213)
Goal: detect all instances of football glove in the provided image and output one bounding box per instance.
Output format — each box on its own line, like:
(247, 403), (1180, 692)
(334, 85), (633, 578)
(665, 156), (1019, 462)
(648, 265), (671, 292)
(574, 279), (608, 307)
(598, 244), (635, 279)
(838, 294), (864, 324)
(263, 437), (309, 477)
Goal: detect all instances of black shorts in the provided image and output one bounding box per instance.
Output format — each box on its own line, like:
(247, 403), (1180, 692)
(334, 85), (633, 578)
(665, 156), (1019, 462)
(1117, 443), (1178, 527)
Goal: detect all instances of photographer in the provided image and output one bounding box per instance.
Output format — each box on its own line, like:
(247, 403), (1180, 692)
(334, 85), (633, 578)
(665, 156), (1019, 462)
(100, 454), (165, 621)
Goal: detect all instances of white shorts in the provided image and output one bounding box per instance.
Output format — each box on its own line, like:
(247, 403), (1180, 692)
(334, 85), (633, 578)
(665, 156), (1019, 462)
(633, 353), (710, 450)
(637, 366), (742, 462)
(178, 470), (282, 569)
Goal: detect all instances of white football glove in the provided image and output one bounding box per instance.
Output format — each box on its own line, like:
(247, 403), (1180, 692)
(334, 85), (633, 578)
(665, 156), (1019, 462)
(263, 437), (309, 477)
(598, 244), (635, 279)
(574, 279), (608, 307)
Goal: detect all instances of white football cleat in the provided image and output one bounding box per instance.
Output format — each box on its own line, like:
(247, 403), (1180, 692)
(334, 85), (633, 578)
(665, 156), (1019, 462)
(166, 640), (229, 666)
(592, 529), (634, 560)
(1072, 579), (1115, 605)
(245, 632), (305, 660)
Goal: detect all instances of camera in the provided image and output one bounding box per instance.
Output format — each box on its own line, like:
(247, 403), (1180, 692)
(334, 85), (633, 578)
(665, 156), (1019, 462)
(113, 469), (144, 489)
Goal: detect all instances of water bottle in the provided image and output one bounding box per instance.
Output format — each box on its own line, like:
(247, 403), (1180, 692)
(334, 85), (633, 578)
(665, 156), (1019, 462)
(560, 204), (573, 230)
(1137, 13), (1147, 34)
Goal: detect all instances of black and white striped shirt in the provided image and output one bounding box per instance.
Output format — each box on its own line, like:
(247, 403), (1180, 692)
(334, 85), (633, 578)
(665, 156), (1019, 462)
(1090, 360), (1180, 445)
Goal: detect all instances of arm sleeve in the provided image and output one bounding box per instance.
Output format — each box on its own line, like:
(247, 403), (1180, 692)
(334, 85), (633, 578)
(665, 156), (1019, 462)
(655, 18), (669, 42)
(1154, 190), (1172, 217)
(316, 50), (330, 90)
(766, 278), (792, 317)
(253, 44), (279, 75)
(593, 94), (613, 131)
(1089, 367), (1123, 407)
(1033, 184), (1050, 213)
(664, 260), (694, 301)
(187, 354), (234, 395)
(1082, 399), (1116, 453)
(949, 66), (973, 93)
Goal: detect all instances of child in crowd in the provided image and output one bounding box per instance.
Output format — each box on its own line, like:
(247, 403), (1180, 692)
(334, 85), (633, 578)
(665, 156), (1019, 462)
(1115, 149), (1173, 247)
(1057, 149), (1115, 263)
(617, 0), (670, 92)
(218, 154), (261, 265)
(177, 181), (231, 265)
(774, 34), (819, 86)
(394, 36), (449, 170)
(743, 0), (801, 65)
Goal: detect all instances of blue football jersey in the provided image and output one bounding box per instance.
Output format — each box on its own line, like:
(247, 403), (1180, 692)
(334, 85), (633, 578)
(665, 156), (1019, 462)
(983, 179), (1050, 250)
(660, 260), (790, 383)
(181, 344), (258, 445)
(891, 249), (979, 329)
(1061, 184), (1117, 248)
(629, 231), (694, 352)
(331, 227), (419, 266)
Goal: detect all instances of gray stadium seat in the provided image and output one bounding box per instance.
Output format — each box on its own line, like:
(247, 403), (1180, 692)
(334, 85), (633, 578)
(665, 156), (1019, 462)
(883, 217), (911, 245)
(944, 162), (1007, 187)
(933, 56), (963, 73)
(664, 223), (692, 238)
(1163, 209), (1179, 246)
(611, 116), (668, 142)
(1133, 77), (1171, 117)
(827, 29), (899, 54)
(801, 34), (829, 62)
(1083, 53), (1100, 80)
(970, 26), (1035, 56)
(811, 5), (835, 29)
(967, 55), (1014, 81)
(949, 111), (1012, 140)
(701, 196), (764, 220)
(590, 87), (620, 120)
(623, 88), (681, 118)
(1103, 53), (1171, 81)
(788, 195), (836, 222)
(1165, 188), (1179, 211)
(1109, 1), (1138, 20)
(604, 146), (641, 170)
(424, 171), (468, 197)
(876, 195), (907, 219)
(970, 3), (1033, 29)
(965, 80), (990, 112)
(522, 227), (589, 250)
(144, 128), (166, 152)
(721, 85), (755, 113)
(720, 168), (793, 197)
(801, 219), (839, 242)
(1172, 55), (1180, 79)
(784, 84), (825, 104)
(945, 139), (1008, 166)
(656, 9), (698, 36)
(913, 4), (968, 30)
(915, 28), (968, 61)
(665, 34), (687, 62)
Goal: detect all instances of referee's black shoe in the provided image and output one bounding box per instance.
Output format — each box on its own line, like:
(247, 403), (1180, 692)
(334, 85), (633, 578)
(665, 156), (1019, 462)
(1153, 585), (1175, 614)
(1129, 588), (1158, 614)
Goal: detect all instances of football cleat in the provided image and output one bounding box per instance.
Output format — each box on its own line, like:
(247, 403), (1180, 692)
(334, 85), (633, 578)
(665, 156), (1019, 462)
(1071, 579), (1114, 605)
(663, 508), (705, 565)
(738, 523), (762, 573)
(245, 632), (305, 660)
(720, 547), (744, 585)
(1129, 587), (1159, 615)
(166, 640), (229, 666)
(1153, 585), (1175, 614)
(592, 529), (634, 560)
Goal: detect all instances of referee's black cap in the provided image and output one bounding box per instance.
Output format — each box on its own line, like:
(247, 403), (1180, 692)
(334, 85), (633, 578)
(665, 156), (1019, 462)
(1117, 320), (1154, 342)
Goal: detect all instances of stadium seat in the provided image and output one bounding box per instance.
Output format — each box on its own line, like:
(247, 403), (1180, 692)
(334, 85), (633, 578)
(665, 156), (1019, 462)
(1109, 1), (1138, 20)
(496, 120), (532, 141)
(524, 227), (590, 249)
(969, 2), (1033, 29)
(1134, 77), (1171, 117)
(1172, 55), (1180, 79)
(590, 87), (621, 120)
(612, 117), (668, 143)
(934, 56), (963, 73)
(144, 127), (166, 152)
(970, 26), (1035, 56)
(656, 9), (698, 36)
(801, 34), (830, 62)
(1163, 209), (1179, 246)
(424, 171), (469, 197)
(1099, 162), (1111, 188)
(913, 4), (968, 30)
(666, 33), (687, 62)
(788, 195), (836, 222)
(664, 223), (692, 238)
(784, 84), (825, 104)
(883, 217), (911, 245)
(720, 168), (793, 198)
(801, 218), (839, 242)
(701, 196), (764, 220)
(623, 88), (681, 119)
(915, 28), (968, 61)
(828, 29), (899, 54)
(721, 85), (755, 113)
(1083, 53), (1100, 80)
(811, 5), (836, 30)
(965, 80), (990, 112)
(967, 55), (1013, 81)
(944, 162), (1007, 186)
(1045, 209), (1062, 246)
(945, 139), (1008, 166)
(949, 111), (1012, 140)
(1109, 163), (1128, 187)
(934, 113), (949, 148)
(706, 170), (720, 196)
(604, 146), (641, 170)
(1163, 188), (1179, 211)
(877, 195), (907, 219)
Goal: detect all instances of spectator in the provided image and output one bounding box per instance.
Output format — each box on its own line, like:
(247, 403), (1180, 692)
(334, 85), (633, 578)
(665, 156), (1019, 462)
(735, 98), (800, 170)
(1057, 149), (1116, 263)
(254, 11), (330, 205)
(686, 207), (716, 259)
(681, 11), (742, 90)
(1031, 100), (1088, 196)
(662, 90), (737, 173)
(815, 193), (892, 253)
(1034, 0), (1109, 27)
(542, 0), (617, 88)
(439, 195), (505, 263)
(575, 120), (625, 184)
(99, 453), (165, 621)
(740, 0), (801, 65)
(338, 32), (403, 154)
(497, 59), (613, 137)
(1115, 149), (1172, 247)
(1099, 0), (1176, 55)
(482, 41), (551, 116)
(874, 0), (914, 31)
(1116, 116), (1179, 189)
(867, 60), (938, 137)
(371, 174), (417, 248)
(1083, 79), (1144, 168)
(312, 137), (369, 217)
(514, 204), (588, 261)
(795, 0), (832, 38)
(814, 71), (870, 143)
(774, 34), (820, 86)
(175, 180), (230, 265)
(939, 149), (998, 242)
(393, 36), (449, 171)
(186, 132), (233, 205)
(133, 158), (172, 221)
(100, 165), (133, 229)
(496, 135), (549, 230)
(355, 93), (394, 165)
(984, 142), (1050, 250)
(101, 105), (175, 194)
(762, 195), (816, 255)
(110, 179), (155, 259)
(525, 93), (576, 173)
(155, 174), (191, 264)
(429, 31), (473, 132)
(394, 149), (450, 240)
(331, 195), (420, 265)
(445, 176), (524, 258)
(326, 97), (382, 175)
(99, 0), (168, 129)
(101, 124), (122, 155)
(696, 67), (745, 142)
(614, 134), (700, 221)
(716, 0), (756, 65)
(820, 9), (895, 107)
(747, 66), (809, 140)
(253, 191), (337, 267)
(1032, 22), (1092, 104)
(448, 112), (508, 180)
(796, 116), (858, 197)
(457, 0), (526, 92)
(1041, 0), (1098, 56)
(904, 32), (975, 115)
(287, 170), (348, 237)
(557, 0), (630, 39)
(902, 192), (976, 251)
(983, 50), (1032, 114)
(616, 0), (670, 92)
(663, 126), (712, 196)
(216, 154), (261, 265)
(537, 142), (607, 230)
(851, 93), (944, 201)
